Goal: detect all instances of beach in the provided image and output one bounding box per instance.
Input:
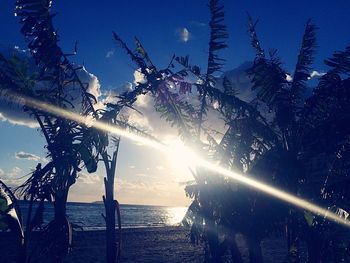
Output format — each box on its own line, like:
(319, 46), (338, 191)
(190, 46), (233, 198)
(2, 226), (291, 262)
(67, 227), (205, 263)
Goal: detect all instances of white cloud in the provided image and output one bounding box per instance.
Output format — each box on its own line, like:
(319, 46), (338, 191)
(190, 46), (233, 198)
(69, 172), (104, 202)
(0, 47), (102, 128)
(286, 74), (293, 82)
(216, 61), (255, 102)
(105, 49), (115, 58)
(286, 70), (325, 82)
(77, 172), (101, 185)
(121, 92), (176, 137)
(0, 166), (25, 187)
(309, 70), (326, 79)
(133, 69), (147, 85)
(190, 21), (206, 27)
(114, 178), (189, 206)
(11, 167), (22, 175)
(68, 171), (189, 205)
(134, 93), (149, 108)
(15, 151), (42, 161)
(212, 100), (220, 109)
(176, 28), (190, 43)
(0, 98), (39, 128)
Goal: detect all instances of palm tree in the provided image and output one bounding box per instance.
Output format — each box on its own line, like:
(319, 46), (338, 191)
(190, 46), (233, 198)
(1, 0), (99, 261)
(111, 1), (234, 261)
(113, 1), (350, 261)
(2, 2), (166, 262)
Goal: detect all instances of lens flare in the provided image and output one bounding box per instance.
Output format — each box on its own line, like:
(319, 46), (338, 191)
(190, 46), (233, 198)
(8, 94), (350, 228)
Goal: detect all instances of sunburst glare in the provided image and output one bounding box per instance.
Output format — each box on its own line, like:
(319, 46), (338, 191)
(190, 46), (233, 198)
(7, 93), (350, 228)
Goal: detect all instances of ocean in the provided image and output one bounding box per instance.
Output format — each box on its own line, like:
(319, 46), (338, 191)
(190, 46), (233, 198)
(18, 202), (188, 230)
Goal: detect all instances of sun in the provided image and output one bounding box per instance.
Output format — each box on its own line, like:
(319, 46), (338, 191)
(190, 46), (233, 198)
(163, 137), (196, 183)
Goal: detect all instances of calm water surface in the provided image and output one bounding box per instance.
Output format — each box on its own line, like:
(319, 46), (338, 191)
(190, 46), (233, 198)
(18, 202), (188, 230)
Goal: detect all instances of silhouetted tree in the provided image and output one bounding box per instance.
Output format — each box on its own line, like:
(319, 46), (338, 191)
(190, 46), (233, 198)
(113, 1), (350, 262)
(0, 0), (100, 261)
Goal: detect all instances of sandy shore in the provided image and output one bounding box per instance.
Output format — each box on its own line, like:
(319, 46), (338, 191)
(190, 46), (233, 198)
(67, 227), (205, 263)
(1, 226), (290, 262)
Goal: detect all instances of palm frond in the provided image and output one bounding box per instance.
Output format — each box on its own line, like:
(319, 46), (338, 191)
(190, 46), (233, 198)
(207, 0), (228, 77)
(112, 32), (148, 73)
(248, 55), (288, 106)
(15, 0), (96, 115)
(134, 37), (156, 70)
(247, 14), (265, 58)
(197, 0), (228, 136)
(16, 162), (54, 201)
(175, 55), (202, 77)
(154, 80), (197, 139)
(291, 20), (317, 105)
(325, 45), (350, 75)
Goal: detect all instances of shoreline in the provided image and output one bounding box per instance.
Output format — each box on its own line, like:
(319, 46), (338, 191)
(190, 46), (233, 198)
(67, 226), (206, 263)
(72, 224), (183, 231)
(1, 226), (290, 262)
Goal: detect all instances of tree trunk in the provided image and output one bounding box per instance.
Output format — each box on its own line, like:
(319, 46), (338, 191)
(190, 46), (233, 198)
(54, 192), (68, 222)
(229, 234), (243, 263)
(54, 189), (69, 256)
(305, 230), (321, 263)
(206, 218), (221, 262)
(102, 148), (119, 263)
(104, 182), (116, 263)
(23, 194), (34, 263)
(48, 189), (70, 263)
(286, 211), (301, 262)
(246, 236), (263, 263)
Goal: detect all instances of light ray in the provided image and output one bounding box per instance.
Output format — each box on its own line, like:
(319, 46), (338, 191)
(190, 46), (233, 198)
(6, 93), (350, 228)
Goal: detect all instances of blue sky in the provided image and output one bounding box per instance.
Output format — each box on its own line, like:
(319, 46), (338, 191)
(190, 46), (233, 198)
(0, 0), (350, 205)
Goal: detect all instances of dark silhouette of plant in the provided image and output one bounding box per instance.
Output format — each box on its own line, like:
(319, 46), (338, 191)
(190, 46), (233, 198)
(113, 2), (350, 262)
(0, 180), (24, 262)
(93, 46), (173, 260)
(244, 16), (350, 262)
(1, 2), (164, 262)
(0, 0), (100, 261)
(111, 1), (236, 261)
(197, 0), (228, 137)
(1, 0), (349, 262)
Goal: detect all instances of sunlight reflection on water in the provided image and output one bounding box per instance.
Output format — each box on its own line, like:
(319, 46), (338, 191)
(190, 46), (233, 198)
(166, 206), (188, 225)
(19, 202), (188, 229)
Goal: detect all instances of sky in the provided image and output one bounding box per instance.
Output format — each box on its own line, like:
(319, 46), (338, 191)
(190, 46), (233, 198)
(0, 0), (350, 206)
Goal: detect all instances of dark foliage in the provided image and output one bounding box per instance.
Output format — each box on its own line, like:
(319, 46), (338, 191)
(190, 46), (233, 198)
(114, 6), (350, 262)
(0, 1), (105, 262)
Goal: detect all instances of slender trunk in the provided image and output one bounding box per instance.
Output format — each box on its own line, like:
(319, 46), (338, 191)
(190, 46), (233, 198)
(230, 242), (243, 263)
(229, 235), (243, 263)
(54, 191), (68, 222)
(49, 190), (69, 263)
(102, 148), (119, 263)
(286, 211), (300, 262)
(307, 241), (321, 263)
(104, 181), (116, 263)
(23, 195), (34, 263)
(17, 235), (26, 263)
(246, 236), (263, 263)
(205, 217), (221, 262)
(306, 230), (321, 263)
(115, 200), (122, 260)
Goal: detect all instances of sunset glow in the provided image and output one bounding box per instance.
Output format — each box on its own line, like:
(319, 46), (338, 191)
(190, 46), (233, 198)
(9, 93), (350, 228)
